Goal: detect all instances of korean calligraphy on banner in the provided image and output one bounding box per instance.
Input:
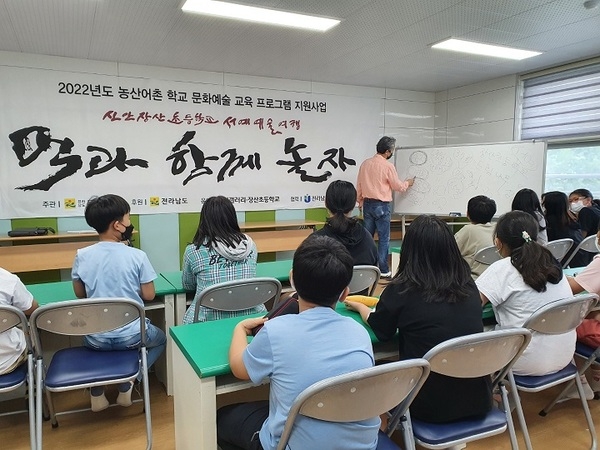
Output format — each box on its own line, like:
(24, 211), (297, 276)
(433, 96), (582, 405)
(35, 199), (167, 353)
(0, 65), (381, 218)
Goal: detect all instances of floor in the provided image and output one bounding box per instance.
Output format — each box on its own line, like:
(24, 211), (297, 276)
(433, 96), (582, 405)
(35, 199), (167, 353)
(2, 279), (599, 449)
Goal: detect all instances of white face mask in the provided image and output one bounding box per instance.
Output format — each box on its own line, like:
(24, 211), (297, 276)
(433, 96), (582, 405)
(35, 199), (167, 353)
(596, 238), (600, 253)
(570, 200), (584, 213)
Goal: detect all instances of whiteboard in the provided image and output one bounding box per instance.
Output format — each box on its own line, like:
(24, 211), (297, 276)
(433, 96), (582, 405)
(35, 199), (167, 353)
(393, 141), (547, 216)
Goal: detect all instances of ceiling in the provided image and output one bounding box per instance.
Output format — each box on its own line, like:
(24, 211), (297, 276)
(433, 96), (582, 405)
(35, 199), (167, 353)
(1, 0), (599, 92)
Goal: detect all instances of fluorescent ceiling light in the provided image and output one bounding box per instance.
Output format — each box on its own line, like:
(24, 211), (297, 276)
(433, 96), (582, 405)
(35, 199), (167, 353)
(431, 38), (541, 60)
(182, 0), (340, 32)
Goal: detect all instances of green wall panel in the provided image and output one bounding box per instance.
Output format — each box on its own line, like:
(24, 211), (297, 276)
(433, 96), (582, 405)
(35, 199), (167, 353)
(245, 210), (275, 223)
(179, 212), (200, 269)
(11, 217), (58, 233)
(304, 208), (327, 229)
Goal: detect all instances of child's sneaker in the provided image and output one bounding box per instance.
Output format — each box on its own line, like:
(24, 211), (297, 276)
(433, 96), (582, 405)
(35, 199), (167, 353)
(116, 381), (134, 407)
(559, 376), (594, 402)
(90, 392), (109, 412)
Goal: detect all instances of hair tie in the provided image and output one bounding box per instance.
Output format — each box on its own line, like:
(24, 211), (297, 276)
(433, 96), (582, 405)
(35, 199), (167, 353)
(522, 231), (532, 243)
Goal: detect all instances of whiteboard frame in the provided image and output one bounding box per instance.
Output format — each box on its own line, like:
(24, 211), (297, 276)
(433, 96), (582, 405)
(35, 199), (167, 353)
(392, 140), (547, 217)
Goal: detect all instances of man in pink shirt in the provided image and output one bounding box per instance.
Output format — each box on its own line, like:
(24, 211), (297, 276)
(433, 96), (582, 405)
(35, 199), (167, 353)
(356, 136), (414, 277)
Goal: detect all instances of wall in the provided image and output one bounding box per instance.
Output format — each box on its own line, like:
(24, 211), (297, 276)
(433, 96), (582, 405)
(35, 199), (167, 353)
(434, 75), (517, 145)
(0, 51), (434, 278)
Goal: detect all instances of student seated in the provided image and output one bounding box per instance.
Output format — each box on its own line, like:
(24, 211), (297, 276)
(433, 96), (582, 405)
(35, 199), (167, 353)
(315, 180), (377, 267)
(181, 196), (265, 324)
(567, 227), (600, 390)
(569, 188), (600, 238)
(72, 194), (166, 412)
(454, 195), (497, 279)
(476, 211), (575, 376)
(346, 215), (492, 423)
(512, 188), (548, 245)
(217, 235), (379, 450)
(542, 191), (589, 267)
(0, 267), (38, 375)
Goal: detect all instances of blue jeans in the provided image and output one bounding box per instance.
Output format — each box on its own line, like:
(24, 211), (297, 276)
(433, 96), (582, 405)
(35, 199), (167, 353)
(83, 319), (166, 379)
(363, 199), (391, 274)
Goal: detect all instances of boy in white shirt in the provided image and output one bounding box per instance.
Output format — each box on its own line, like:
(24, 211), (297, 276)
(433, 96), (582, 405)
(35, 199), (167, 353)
(0, 267), (38, 375)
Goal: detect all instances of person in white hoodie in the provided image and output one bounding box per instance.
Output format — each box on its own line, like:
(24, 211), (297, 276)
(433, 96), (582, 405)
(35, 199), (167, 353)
(182, 196), (262, 324)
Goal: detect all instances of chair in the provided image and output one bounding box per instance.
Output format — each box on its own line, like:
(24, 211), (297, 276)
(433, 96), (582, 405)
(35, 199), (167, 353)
(508, 293), (599, 450)
(562, 235), (599, 268)
(30, 298), (152, 450)
(0, 305), (35, 450)
(193, 277), (281, 322)
(546, 238), (573, 262)
(348, 265), (381, 296)
(277, 358), (430, 450)
(394, 328), (532, 450)
(473, 245), (502, 265)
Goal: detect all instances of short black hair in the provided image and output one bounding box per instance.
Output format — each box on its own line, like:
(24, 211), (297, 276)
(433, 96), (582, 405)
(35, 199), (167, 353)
(376, 136), (396, 154)
(292, 234), (353, 307)
(467, 195), (496, 224)
(84, 194), (130, 233)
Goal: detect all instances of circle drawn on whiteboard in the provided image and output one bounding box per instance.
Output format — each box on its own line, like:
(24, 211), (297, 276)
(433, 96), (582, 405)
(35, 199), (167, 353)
(409, 151), (427, 166)
(411, 178), (431, 194)
(446, 178), (463, 199)
(408, 166), (429, 179)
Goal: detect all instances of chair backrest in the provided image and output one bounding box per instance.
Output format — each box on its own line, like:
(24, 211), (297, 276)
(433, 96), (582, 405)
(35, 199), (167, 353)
(546, 238), (574, 261)
(30, 298), (146, 350)
(0, 304), (29, 336)
(473, 245), (502, 265)
(522, 293), (598, 335)
(195, 277), (281, 319)
(562, 235), (600, 268)
(277, 358), (430, 450)
(423, 328), (532, 386)
(0, 305), (33, 371)
(348, 265), (381, 296)
(0, 304), (35, 450)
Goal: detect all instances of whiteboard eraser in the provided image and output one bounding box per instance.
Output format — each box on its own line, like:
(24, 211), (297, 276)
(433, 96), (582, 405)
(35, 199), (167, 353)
(449, 212), (462, 217)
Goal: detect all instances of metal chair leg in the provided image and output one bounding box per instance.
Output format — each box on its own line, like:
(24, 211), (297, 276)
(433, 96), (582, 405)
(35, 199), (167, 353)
(507, 372), (533, 450)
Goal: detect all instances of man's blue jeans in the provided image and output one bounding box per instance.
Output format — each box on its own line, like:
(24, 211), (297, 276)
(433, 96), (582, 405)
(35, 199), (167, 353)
(83, 319), (166, 381)
(362, 199), (391, 274)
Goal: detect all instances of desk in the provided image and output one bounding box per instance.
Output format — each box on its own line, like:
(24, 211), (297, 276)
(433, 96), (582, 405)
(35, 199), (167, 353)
(246, 228), (312, 253)
(169, 302), (397, 450)
(26, 276), (178, 395)
(161, 259), (293, 325)
(0, 241), (95, 273)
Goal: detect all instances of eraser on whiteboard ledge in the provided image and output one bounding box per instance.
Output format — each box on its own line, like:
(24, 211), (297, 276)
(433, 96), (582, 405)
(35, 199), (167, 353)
(449, 212), (462, 217)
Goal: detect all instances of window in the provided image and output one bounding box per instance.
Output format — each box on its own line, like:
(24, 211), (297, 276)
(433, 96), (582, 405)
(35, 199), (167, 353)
(545, 142), (600, 197)
(519, 62), (600, 141)
(518, 59), (600, 197)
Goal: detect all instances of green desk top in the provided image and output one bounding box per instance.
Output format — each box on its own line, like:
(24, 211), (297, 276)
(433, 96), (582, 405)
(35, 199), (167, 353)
(169, 301), (392, 379)
(255, 260), (292, 281)
(160, 260), (293, 293)
(27, 276), (177, 306)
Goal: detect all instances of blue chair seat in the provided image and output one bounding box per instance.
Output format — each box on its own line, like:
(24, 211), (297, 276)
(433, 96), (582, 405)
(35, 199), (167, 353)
(412, 408), (507, 446)
(45, 347), (139, 389)
(377, 430), (401, 450)
(0, 363), (27, 390)
(575, 341), (598, 360)
(512, 364), (576, 391)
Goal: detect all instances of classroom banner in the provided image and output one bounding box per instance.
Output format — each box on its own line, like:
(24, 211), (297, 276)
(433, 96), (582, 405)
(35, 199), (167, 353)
(0, 65), (382, 218)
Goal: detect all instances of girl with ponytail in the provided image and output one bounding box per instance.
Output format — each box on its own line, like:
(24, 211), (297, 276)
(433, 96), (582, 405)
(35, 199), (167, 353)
(315, 180), (377, 268)
(476, 210), (575, 376)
